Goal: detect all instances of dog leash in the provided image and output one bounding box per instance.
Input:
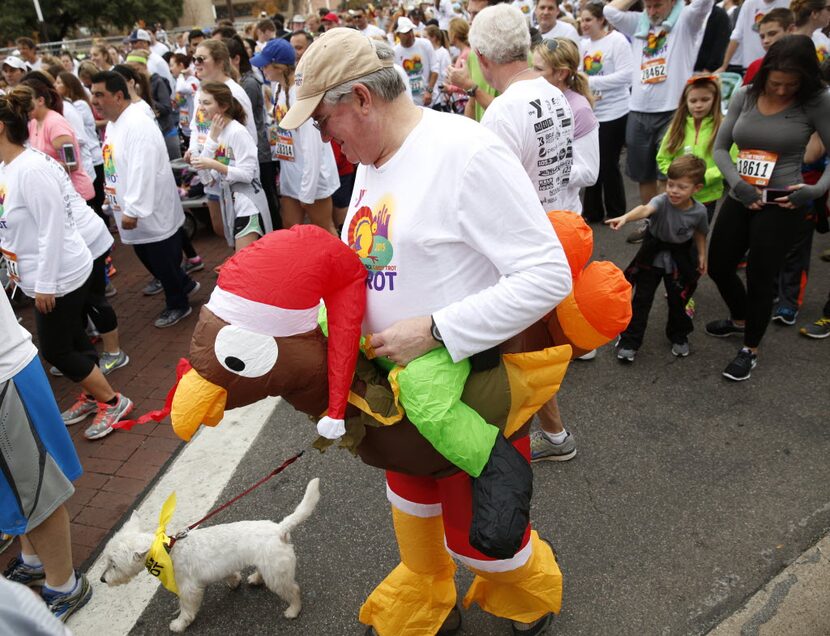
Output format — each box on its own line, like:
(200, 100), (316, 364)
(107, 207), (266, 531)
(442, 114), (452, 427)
(167, 450), (304, 548)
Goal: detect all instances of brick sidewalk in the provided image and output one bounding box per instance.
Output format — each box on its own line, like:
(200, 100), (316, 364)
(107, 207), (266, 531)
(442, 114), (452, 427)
(9, 227), (232, 570)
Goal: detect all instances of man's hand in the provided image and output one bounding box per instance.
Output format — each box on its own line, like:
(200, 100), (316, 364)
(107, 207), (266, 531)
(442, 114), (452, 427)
(370, 315), (441, 366)
(121, 215), (138, 230)
(423, 89), (433, 106)
(35, 293), (56, 314)
(446, 60), (473, 91)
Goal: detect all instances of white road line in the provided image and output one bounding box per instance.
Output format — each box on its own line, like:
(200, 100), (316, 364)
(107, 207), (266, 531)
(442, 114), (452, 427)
(67, 397), (280, 636)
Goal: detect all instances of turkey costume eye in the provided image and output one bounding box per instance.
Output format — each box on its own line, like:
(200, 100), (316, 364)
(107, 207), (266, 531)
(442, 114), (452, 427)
(214, 325), (278, 378)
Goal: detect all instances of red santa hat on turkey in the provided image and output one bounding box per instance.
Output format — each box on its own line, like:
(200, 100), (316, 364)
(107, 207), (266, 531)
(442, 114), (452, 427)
(204, 225), (367, 439)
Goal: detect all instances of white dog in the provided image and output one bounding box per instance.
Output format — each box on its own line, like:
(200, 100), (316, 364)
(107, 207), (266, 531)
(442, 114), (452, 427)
(100, 478), (320, 632)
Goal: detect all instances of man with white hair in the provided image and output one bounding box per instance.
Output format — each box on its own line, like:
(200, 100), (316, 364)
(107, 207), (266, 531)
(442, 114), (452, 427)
(278, 27), (571, 636)
(604, 0), (713, 241)
(471, 4), (579, 465)
(393, 17), (439, 106)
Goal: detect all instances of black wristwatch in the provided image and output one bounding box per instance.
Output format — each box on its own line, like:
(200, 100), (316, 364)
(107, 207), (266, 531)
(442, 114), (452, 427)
(430, 316), (443, 343)
(465, 85), (478, 98)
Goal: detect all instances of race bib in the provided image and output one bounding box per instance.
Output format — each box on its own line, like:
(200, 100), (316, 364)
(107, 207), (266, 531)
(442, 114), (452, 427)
(104, 185), (122, 213)
(641, 58), (667, 84)
(1, 247), (20, 284)
(178, 108), (190, 129)
(268, 122), (295, 162)
(736, 150), (778, 187)
(409, 74), (424, 96)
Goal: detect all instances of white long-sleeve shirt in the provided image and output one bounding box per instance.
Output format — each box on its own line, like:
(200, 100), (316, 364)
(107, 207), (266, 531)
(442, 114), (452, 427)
(60, 99), (95, 179)
(189, 79), (257, 157)
(0, 149), (92, 297)
(70, 99), (104, 165)
(342, 109), (572, 362)
(580, 31), (634, 122)
(604, 0), (714, 113)
(196, 119), (260, 188)
(102, 102), (184, 245)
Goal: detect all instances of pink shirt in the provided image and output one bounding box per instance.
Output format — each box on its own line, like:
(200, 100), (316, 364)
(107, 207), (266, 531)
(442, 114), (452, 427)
(28, 110), (94, 201)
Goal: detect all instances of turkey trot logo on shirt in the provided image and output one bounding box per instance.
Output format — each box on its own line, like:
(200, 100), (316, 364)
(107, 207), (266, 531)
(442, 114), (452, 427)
(751, 11), (766, 32)
(817, 45), (828, 64)
(643, 30), (668, 57)
(214, 145), (233, 166)
(102, 143), (116, 182)
(583, 51), (603, 75)
(347, 196), (395, 291)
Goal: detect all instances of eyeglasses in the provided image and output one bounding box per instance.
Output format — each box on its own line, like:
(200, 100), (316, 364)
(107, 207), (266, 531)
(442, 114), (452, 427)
(193, 55), (207, 64)
(311, 94), (347, 134)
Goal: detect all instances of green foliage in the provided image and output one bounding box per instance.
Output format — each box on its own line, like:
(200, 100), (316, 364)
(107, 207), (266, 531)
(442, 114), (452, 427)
(0, 0), (184, 45)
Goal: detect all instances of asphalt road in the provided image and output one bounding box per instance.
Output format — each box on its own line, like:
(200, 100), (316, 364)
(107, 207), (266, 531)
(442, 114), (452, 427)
(129, 218), (830, 636)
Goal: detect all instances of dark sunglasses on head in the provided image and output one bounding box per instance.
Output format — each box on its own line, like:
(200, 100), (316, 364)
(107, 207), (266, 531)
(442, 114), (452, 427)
(193, 55), (207, 64)
(544, 39), (559, 53)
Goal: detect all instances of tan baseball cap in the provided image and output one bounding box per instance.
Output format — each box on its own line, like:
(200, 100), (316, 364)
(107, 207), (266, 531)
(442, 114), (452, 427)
(278, 28), (394, 130)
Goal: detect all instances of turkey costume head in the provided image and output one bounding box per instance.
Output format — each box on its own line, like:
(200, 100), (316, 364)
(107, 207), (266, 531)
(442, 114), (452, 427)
(171, 225), (366, 442)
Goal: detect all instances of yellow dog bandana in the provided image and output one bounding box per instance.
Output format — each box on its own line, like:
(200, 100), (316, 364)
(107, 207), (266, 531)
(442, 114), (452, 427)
(145, 492), (179, 595)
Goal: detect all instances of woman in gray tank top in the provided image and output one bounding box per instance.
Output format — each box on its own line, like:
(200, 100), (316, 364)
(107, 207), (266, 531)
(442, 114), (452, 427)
(705, 35), (830, 381)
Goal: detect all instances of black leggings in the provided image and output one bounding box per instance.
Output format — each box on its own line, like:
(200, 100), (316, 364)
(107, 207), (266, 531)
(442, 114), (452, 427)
(619, 267), (693, 350)
(582, 114), (628, 222)
(259, 160), (281, 231)
(35, 275), (98, 382)
(88, 163), (107, 222)
(707, 197), (802, 348)
(86, 251), (118, 335)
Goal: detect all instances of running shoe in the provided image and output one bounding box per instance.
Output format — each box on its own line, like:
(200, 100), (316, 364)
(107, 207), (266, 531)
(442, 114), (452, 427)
(530, 431), (577, 462)
(42, 572), (93, 622)
(183, 256), (204, 274)
(61, 393), (97, 425)
(722, 348), (757, 382)
(576, 349), (597, 361)
(84, 394), (134, 440)
(143, 278), (163, 296)
(99, 350), (130, 375)
(671, 342), (690, 357)
(626, 223), (647, 244)
(616, 345), (636, 363)
(154, 306), (193, 328)
(511, 612), (553, 635)
(799, 317), (830, 339)
(705, 319), (745, 338)
(184, 280), (200, 296)
(3, 556), (45, 587)
(771, 306), (797, 326)
(104, 282), (118, 298)
(49, 366), (64, 377)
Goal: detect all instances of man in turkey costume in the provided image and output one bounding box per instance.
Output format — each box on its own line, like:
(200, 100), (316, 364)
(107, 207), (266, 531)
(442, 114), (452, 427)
(170, 29), (632, 636)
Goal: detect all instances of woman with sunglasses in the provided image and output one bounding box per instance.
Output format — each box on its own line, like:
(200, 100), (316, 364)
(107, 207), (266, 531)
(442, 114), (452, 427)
(186, 39), (257, 239)
(533, 37), (600, 216)
(251, 38), (339, 235)
(579, 0), (634, 223)
(706, 35), (830, 381)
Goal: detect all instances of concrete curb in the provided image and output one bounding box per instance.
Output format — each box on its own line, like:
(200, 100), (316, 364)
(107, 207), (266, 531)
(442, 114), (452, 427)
(708, 533), (830, 636)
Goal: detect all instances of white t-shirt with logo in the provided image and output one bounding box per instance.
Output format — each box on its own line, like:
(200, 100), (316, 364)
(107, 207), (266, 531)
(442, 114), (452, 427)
(729, 0), (791, 67)
(540, 20), (581, 47)
(175, 73), (200, 137)
(102, 102), (184, 245)
(814, 28), (830, 64)
(480, 77), (574, 212)
(394, 38), (439, 107)
(361, 24), (387, 39)
(580, 31), (634, 122)
(273, 85), (339, 205)
(341, 108), (572, 362)
(0, 149), (92, 297)
(513, 0), (535, 20)
(605, 0), (714, 113)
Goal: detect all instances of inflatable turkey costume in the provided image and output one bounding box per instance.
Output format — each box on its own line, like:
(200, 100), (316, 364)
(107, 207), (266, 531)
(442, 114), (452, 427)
(170, 218), (630, 635)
